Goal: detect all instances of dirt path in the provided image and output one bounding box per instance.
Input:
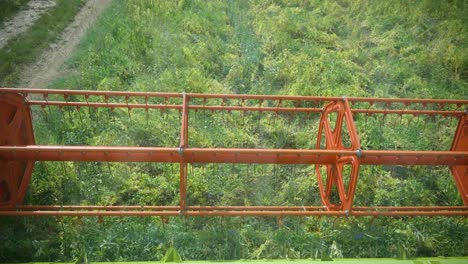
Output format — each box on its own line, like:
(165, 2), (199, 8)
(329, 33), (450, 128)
(19, 0), (112, 88)
(0, 0), (56, 49)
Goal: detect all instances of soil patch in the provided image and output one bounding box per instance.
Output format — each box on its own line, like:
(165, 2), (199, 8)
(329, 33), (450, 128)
(0, 0), (56, 49)
(19, 0), (112, 88)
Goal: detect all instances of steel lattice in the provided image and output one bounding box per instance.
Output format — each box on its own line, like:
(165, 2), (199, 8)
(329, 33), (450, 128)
(0, 88), (467, 217)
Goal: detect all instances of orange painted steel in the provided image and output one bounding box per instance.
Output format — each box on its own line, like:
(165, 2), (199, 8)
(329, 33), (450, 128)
(15, 205), (468, 211)
(179, 93), (189, 211)
(3, 88), (467, 106)
(0, 88), (467, 217)
(0, 146), (466, 165)
(316, 98), (361, 211)
(3, 204), (468, 217)
(1, 209), (468, 217)
(450, 115), (468, 204)
(0, 93), (35, 210)
(1, 205), (466, 217)
(26, 100), (465, 116)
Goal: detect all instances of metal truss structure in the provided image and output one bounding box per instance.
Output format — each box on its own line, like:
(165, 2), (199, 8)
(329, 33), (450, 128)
(0, 88), (467, 217)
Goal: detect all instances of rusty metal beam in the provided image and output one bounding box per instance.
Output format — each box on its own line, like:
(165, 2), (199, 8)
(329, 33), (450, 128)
(0, 146), (181, 162)
(28, 100), (183, 111)
(351, 109), (465, 117)
(0, 211), (181, 216)
(1, 88), (467, 216)
(352, 206), (468, 211)
(1, 146), (466, 165)
(26, 100), (467, 116)
(3, 88), (468, 106)
(18, 205), (181, 210)
(16, 205), (468, 211)
(0, 209), (466, 217)
(1, 88), (181, 99)
(179, 93), (189, 212)
(450, 115), (468, 205)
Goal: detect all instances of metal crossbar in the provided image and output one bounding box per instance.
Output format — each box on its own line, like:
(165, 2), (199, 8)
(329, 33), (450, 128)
(0, 88), (467, 217)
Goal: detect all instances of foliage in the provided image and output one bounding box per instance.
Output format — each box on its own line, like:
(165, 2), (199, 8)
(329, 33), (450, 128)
(1, 0), (467, 262)
(162, 246), (182, 263)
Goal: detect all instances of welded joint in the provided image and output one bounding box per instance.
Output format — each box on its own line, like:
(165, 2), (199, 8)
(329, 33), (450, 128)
(356, 149), (362, 158)
(178, 147), (184, 157)
(22, 95), (29, 104)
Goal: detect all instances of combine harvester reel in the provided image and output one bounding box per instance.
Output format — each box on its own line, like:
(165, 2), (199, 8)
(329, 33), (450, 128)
(0, 88), (467, 217)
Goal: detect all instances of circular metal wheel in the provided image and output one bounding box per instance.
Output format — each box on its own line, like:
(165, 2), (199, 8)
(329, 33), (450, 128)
(315, 100), (360, 211)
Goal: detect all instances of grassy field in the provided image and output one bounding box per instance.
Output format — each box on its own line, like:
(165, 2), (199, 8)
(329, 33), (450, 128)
(0, 0), (467, 263)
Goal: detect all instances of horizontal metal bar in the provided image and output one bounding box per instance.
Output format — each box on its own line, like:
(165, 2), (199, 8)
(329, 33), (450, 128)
(352, 206), (468, 211)
(0, 146), (181, 162)
(0, 210), (466, 217)
(0, 146), (467, 165)
(192, 105), (465, 116)
(186, 210), (468, 217)
(191, 93), (468, 106)
(26, 100), (466, 116)
(0, 211), (181, 216)
(351, 109), (465, 116)
(186, 105), (323, 113)
(18, 205), (181, 211)
(28, 100), (182, 110)
(1, 88), (182, 99)
(28, 100), (322, 112)
(17, 205), (468, 211)
(17, 205), (325, 211)
(2, 88), (467, 106)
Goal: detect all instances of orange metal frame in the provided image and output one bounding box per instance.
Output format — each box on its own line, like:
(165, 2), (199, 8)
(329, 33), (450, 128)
(0, 88), (467, 217)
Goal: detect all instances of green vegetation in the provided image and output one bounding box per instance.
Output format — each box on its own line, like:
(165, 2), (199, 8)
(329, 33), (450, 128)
(0, 0), (30, 26)
(9, 258), (468, 264)
(0, 0), (85, 86)
(1, 0), (467, 262)
(162, 247), (183, 263)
